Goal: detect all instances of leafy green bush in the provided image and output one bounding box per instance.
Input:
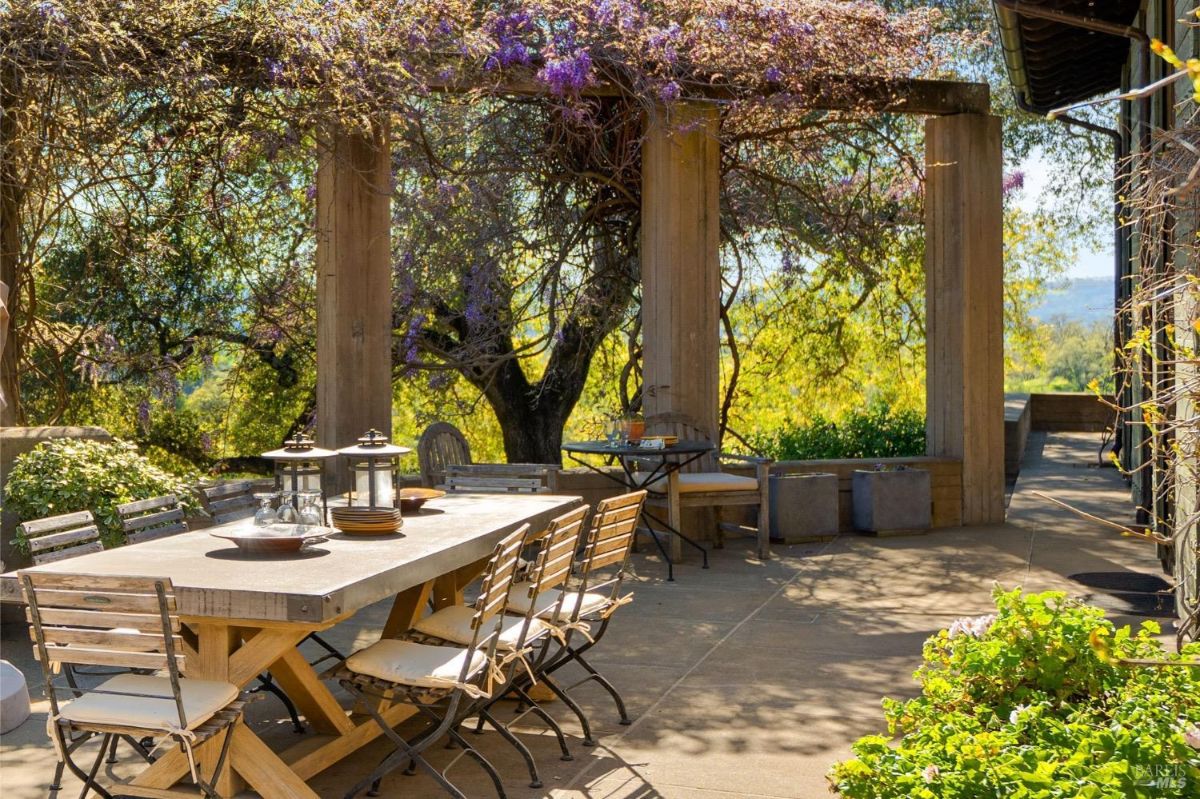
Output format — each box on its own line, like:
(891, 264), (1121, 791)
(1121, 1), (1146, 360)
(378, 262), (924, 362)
(5, 439), (198, 549)
(134, 405), (214, 474)
(829, 589), (1200, 798)
(751, 405), (925, 460)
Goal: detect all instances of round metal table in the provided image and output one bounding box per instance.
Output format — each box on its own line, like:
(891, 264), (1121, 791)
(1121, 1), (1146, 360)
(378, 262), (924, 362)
(561, 439), (714, 580)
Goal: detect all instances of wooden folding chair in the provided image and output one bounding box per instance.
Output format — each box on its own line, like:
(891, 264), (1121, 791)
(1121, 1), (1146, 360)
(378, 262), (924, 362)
(18, 511), (103, 564)
(116, 495), (188, 545)
(420, 506), (591, 787)
(511, 490), (647, 746)
(22, 572), (255, 798)
(328, 525), (533, 799)
(196, 481), (257, 524)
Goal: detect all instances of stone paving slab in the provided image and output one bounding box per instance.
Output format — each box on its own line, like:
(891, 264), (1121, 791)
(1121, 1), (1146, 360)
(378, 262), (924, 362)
(0, 432), (1175, 798)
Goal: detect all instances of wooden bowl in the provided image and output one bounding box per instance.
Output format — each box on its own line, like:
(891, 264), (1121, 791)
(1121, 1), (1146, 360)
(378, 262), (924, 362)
(398, 488), (446, 513)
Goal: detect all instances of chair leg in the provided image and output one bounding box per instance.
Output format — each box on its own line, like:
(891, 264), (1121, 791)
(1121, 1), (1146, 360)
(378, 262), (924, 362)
(478, 707), (543, 788)
(445, 725), (507, 799)
(511, 684), (573, 761)
(570, 650), (632, 725)
(253, 673), (305, 733)
(60, 732), (114, 799)
(538, 672), (596, 746)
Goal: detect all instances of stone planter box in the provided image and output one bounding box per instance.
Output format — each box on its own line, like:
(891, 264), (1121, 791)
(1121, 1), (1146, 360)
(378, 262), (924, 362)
(852, 468), (931, 536)
(769, 472), (839, 544)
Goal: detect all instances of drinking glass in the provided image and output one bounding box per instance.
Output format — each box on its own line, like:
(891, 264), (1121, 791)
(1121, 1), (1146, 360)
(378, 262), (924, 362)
(604, 420), (622, 448)
(297, 491), (323, 532)
(253, 493), (277, 527)
(276, 491), (299, 524)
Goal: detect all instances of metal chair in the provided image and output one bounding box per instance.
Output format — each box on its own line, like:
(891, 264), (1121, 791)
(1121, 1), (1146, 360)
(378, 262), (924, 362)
(22, 572), (254, 799)
(17, 511), (103, 564)
(420, 506), (591, 787)
(641, 412), (772, 560)
(509, 490), (647, 746)
(196, 480), (257, 524)
(115, 494), (188, 545)
(328, 524), (533, 799)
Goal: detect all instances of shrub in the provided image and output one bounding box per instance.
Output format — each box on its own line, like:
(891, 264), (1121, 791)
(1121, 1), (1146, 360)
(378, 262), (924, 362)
(829, 588), (1200, 798)
(5, 438), (198, 549)
(751, 405), (925, 460)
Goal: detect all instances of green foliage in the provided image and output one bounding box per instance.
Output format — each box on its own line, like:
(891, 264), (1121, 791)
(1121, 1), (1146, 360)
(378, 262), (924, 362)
(4, 439), (198, 549)
(829, 589), (1200, 799)
(750, 406), (925, 460)
(1007, 319), (1116, 394)
(133, 405), (213, 473)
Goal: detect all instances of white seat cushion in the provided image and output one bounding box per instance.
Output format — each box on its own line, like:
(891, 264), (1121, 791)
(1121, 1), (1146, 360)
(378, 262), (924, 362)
(506, 582), (609, 621)
(413, 605), (548, 650)
(59, 673), (237, 731)
(634, 472), (759, 494)
(345, 639), (486, 690)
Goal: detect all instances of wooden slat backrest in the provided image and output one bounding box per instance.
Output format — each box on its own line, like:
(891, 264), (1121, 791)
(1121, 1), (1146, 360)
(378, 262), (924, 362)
(580, 490), (648, 576)
(417, 422), (472, 487)
(528, 506), (590, 596)
(117, 494), (189, 545)
(18, 511), (103, 565)
(21, 573), (185, 674)
(197, 480), (256, 524)
(643, 413), (720, 473)
(442, 474), (547, 493)
(472, 525), (530, 630)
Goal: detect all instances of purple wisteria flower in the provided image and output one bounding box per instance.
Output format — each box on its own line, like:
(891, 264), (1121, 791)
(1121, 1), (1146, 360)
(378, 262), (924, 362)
(137, 399), (152, 431)
(764, 66), (783, 83)
(538, 50), (593, 95)
(658, 81), (681, 103)
(1002, 170), (1025, 196)
(485, 12), (533, 71)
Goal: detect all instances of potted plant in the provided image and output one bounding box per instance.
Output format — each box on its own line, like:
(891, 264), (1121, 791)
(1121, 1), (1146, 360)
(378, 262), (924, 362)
(851, 464), (930, 535)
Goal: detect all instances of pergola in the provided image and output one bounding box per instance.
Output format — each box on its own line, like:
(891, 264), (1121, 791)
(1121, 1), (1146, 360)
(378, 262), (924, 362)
(316, 76), (1006, 526)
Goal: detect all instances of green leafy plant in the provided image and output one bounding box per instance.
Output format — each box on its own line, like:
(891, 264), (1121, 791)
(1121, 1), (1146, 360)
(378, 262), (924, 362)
(750, 405), (925, 461)
(830, 588), (1200, 798)
(5, 439), (198, 550)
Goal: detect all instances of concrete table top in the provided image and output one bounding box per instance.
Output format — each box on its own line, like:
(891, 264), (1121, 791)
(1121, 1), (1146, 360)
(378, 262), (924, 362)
(0, 492), (581, 625)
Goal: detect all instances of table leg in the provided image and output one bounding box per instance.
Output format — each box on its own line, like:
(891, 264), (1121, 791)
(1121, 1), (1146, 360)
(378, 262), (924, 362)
(667, 470), (683, 562)
(381, 581), (433, 639)
(196, 624), (243, 797)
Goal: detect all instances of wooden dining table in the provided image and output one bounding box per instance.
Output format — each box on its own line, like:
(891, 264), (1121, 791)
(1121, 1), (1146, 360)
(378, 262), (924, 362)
(0, 491), (582, 798)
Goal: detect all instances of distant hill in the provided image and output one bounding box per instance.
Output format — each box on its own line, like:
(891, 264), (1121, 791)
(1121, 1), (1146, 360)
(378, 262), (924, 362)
(1030, 278), (1113, 325)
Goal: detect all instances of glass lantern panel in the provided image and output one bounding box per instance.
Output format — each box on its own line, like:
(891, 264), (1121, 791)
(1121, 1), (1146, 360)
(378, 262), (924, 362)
(353, 464), (395, 508)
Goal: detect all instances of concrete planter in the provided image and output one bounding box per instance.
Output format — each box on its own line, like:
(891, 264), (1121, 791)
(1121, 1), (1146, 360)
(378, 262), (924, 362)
(852, 468), (931, 536)
(769, 473), (839, 544)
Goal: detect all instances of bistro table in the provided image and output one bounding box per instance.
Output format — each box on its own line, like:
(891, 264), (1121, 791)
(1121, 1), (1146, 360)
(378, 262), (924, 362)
(0, 492), (581, 798)
(562, 439), (712, 581)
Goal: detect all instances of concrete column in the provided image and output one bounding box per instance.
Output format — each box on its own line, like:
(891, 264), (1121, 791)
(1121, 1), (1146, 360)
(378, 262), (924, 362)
(925, 113), (1005, 525)
(315, 124), (393, 479)
(640, 101), (721, 436)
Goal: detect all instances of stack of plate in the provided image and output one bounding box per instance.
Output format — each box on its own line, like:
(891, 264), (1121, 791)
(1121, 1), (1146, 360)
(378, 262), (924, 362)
(330, 507), (404, 535)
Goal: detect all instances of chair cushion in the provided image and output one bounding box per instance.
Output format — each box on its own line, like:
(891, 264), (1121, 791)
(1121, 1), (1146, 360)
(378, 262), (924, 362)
(345, 639), (486, 690)
(505, 582), (609, 622)
(413, 605), (548, 650)
(634, 472), (759, 494)
(58, 673), (237, 732)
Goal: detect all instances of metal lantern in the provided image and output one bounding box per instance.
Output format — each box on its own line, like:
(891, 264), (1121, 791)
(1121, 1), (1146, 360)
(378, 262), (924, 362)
(337, 429), (412, 510)
(262, 435), (337, 521)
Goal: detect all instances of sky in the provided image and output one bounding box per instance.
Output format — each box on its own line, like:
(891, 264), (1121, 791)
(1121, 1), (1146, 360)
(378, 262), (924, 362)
(1018, 149), (1113, 280)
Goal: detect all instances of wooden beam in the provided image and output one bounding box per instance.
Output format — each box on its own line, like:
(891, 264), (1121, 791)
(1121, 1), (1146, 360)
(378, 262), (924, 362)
(315, 123), (393, 473)
(640, 101), (722, 436)
(427, 73), (990, 116)
(924, 114), (1005, 526)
